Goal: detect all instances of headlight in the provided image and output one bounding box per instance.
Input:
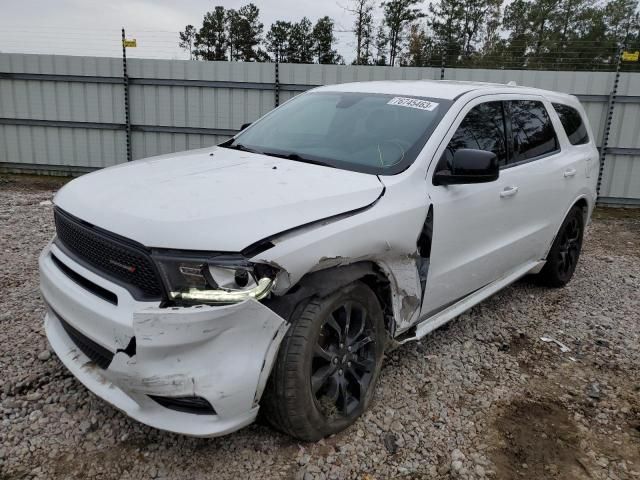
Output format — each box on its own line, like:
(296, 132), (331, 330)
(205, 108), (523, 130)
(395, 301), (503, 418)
(154, 253), (276, 305)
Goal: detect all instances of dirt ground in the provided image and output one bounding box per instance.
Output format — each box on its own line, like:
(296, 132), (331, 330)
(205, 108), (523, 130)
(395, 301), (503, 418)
(0, 173), (639, 480)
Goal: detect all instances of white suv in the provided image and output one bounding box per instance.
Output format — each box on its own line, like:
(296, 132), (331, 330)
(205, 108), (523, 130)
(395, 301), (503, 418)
(39, 80), (599, 441)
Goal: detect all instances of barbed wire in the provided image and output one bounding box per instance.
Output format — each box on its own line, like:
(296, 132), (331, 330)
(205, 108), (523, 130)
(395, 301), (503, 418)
(0, 26), (637, 71)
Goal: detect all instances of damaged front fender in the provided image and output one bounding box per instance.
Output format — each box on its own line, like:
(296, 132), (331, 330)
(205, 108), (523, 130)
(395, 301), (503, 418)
(252, 176), (431, 335)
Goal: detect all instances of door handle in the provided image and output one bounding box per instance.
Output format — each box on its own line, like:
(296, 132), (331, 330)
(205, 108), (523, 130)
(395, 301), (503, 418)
(564, 168), (577, 178)
(500, 186), (519, 198)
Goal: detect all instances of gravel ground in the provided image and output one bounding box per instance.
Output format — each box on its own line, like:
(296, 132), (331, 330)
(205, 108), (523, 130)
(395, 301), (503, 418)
(1, 174), (639, 480)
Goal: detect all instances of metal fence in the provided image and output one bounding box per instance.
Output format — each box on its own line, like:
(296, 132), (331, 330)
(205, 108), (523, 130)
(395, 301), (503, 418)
(0, 53), (638, 205)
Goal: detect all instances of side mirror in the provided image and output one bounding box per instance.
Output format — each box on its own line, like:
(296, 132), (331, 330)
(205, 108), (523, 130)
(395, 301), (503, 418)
(433, 148), (499, 186)
(240, 122), (252, 131)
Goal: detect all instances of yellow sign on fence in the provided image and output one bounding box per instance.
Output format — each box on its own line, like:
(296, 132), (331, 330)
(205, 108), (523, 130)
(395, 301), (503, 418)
(622, 51), (639, 62)
(122, 39), (137, 48)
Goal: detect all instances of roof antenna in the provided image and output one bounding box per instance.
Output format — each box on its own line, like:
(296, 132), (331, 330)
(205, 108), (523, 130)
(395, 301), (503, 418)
(507, 81), (517, 86)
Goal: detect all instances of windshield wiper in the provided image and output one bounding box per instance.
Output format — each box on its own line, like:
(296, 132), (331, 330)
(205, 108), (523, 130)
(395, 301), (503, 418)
(260, 151), (335, 168)
(221, 143), (261, 154)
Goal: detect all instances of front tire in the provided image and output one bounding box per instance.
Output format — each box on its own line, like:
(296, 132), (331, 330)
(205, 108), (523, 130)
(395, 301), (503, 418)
(262, 281), (385, 441)
(537, 205), (585, 287)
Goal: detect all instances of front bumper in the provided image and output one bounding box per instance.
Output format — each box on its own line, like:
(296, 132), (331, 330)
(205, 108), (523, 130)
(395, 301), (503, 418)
(40, 243), (288, 437)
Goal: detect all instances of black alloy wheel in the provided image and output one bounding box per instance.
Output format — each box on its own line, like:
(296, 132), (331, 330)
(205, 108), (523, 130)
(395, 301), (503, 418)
(311, 300), (377, 419)
(538, 205), (585, 287)
(262, 281), (385, 441)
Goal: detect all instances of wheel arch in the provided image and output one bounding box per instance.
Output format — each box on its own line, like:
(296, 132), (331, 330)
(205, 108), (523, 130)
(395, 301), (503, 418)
(261, 261), (397, 339)
(542, 195), (590, 261)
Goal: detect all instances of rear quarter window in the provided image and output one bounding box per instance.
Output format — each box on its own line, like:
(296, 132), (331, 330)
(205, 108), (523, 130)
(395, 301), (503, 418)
(552, 103), (589, 145)
(509, 100), (559, 163)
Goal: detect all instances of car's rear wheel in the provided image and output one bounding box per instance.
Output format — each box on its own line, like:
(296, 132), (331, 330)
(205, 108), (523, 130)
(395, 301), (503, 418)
(262, 281), (385, 441)
(537, 205), (585, 287)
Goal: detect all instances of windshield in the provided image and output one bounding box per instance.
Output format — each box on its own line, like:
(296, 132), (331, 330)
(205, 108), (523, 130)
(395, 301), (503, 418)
(221, 91), (451, 175)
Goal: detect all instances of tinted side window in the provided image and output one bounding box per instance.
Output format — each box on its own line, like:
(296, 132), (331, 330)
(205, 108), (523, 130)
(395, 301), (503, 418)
(442, 102), (508, 167)
(509, 100), (559, 163)
(553, 103), (589, 145)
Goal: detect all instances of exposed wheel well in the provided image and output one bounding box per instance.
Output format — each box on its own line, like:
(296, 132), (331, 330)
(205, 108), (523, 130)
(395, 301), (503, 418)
(573, 197), (589, 222)
(261, 262), (396, 338)
(360, 270), (395, 337)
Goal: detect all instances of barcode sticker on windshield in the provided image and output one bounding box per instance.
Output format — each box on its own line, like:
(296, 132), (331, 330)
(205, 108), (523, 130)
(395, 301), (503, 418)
(387, 97), (439, 111)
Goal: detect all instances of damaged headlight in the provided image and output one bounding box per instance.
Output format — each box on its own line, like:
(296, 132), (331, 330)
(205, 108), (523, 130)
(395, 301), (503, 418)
(154, 253), (276, 305)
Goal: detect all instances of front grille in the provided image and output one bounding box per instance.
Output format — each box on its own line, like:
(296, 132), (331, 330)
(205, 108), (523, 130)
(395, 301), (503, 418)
(54, 208), (163, 300)
(55, 310), (115, 369)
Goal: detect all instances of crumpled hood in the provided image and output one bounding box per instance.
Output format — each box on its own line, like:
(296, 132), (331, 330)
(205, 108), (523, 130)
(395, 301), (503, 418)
(54, 146), (384, 252)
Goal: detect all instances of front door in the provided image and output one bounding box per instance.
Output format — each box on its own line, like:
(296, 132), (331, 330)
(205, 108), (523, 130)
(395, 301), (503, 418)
(420, 96), (565, 318)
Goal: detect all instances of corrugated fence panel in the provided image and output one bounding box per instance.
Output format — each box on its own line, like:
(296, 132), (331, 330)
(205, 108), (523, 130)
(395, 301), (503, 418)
(126, 59), (275, 160)
(1, 124), (125, 169)
(0, 79), (124, 124)
(0, 53), (123, 76)
(444, 68), (613, 95)
(131, 132), (228, 159)
(600, 154), (640, 200)
(599, 72), (640, 202)
(279, 63), (440, 85)
(0, 54), (125, 169)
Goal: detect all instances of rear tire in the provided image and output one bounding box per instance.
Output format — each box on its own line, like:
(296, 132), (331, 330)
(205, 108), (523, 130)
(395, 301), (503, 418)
(262, 281), (385, 441)
(537, 205), (585, 287)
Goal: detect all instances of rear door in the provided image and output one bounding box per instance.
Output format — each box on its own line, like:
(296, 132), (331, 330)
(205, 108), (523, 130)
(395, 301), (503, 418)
(498, 98), (566, 260)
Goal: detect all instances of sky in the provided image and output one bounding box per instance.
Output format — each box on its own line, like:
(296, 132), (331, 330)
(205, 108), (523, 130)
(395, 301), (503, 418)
(0, 0), (389, 63)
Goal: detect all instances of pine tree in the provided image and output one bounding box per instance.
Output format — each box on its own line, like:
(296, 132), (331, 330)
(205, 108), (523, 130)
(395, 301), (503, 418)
(179, 25), (197, 60)
(289, 17), (315, 63)
(429, 0), (502, 65)
(381, 0), (425, 66)
(265, 21), (292, 62)
(313, 16), (343, 64)
(404, 23), (432, 66)
(346, 0), (375, 64)
(236, 3), (264, 61)
(374, 23), (389, 65)
(194, 7), (228, 61)
(226, 9), (242, 61)
(360, 11), (375, 64)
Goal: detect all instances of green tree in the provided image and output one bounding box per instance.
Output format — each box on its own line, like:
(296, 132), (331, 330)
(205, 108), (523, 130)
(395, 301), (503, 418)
(346, 0), (376, 64)
(289, 17), (315, 63)
(374, 22), (389, 65)
(226, 9), (242, 61)
(429, 0), (502, 65)
(403, 22), (433, 65)
(381, 0), (425, 66)
(500, 0), (531, 66)
(194, 7), (228, 61)
(603, 0), (639, 42)
(265, 21), (292, 62)
(360, 11), (375, 64)
(179, 25), (197, 60)
(236, 3), (264, 61)
(313, 16), (343, 64)
(496, 0), (630, 69)
(429, 0), (460, 61)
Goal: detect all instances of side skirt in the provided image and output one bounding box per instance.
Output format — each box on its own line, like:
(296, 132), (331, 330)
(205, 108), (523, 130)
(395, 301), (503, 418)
(399, 260), (546, 344)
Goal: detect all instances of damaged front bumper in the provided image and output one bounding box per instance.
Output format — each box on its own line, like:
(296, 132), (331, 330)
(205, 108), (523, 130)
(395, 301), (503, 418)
(40, 243), (289, 437)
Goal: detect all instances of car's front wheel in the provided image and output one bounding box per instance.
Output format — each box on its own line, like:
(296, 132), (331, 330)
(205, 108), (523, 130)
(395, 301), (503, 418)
(262, 281), (385, 441)
(537, 205), (585, 287)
